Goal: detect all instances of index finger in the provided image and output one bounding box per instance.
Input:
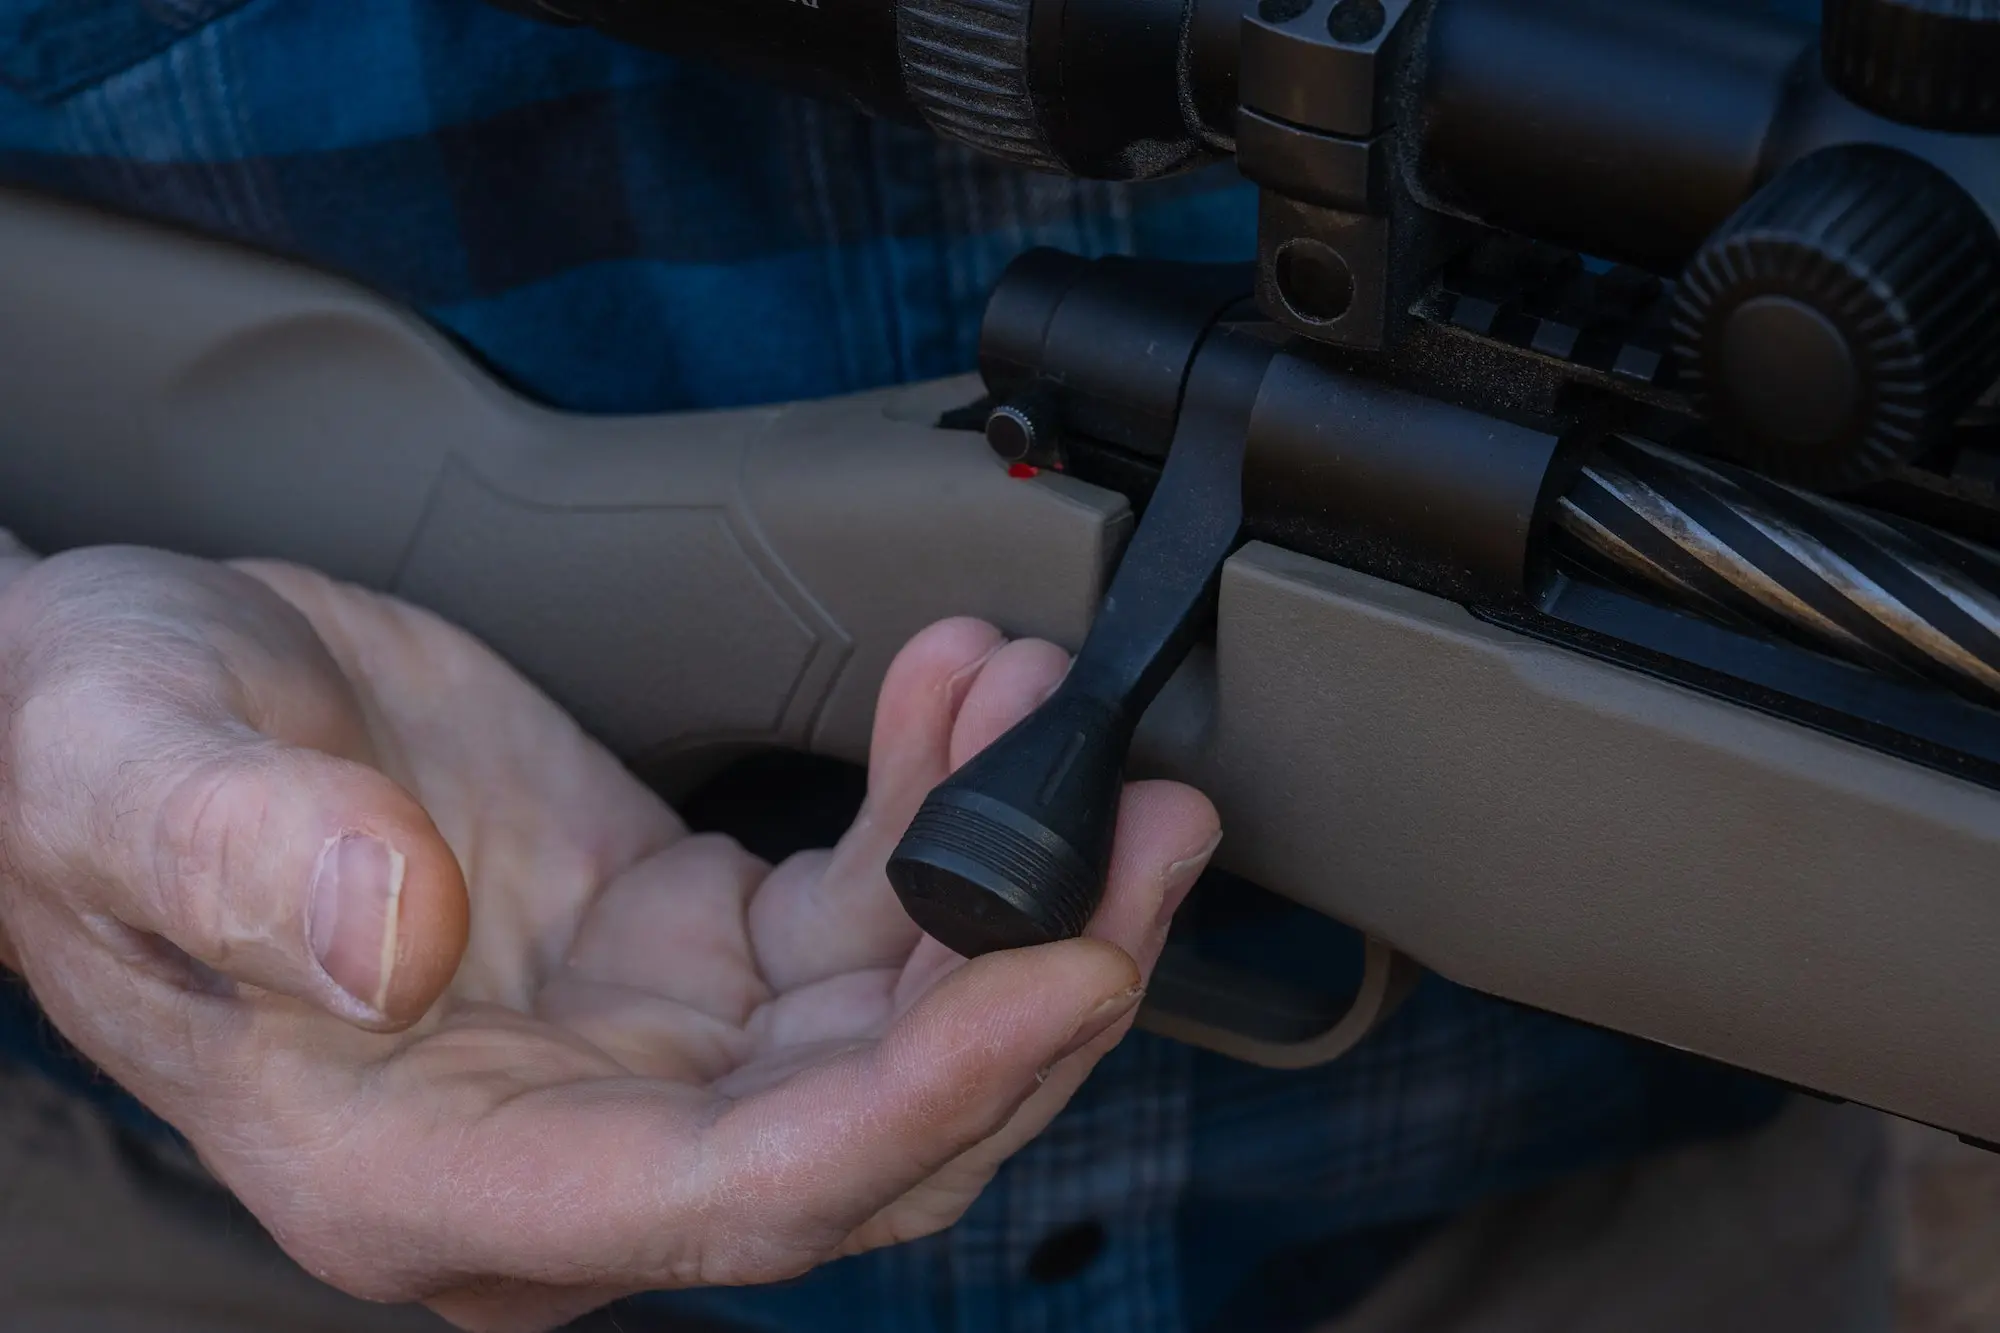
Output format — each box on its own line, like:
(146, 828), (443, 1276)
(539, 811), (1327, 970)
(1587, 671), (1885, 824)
(741, 619), (1016, 993)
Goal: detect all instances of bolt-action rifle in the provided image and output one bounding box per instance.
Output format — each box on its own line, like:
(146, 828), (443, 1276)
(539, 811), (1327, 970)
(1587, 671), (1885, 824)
(5, 0), (2000, 1143)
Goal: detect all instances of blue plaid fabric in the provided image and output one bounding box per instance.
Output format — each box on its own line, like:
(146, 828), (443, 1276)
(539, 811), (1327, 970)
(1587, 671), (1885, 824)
(0, 0), (1259, 413)
(0, 3), (1798, 1331)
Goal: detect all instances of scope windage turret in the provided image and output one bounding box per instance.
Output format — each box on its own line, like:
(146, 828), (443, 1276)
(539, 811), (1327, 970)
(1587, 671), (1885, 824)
(484, 0), (1246, 179)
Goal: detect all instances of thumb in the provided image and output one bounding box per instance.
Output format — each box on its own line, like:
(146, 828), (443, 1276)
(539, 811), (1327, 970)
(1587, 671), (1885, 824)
(86, 729), (468, 1029)
(677, 937), (1142, 1262)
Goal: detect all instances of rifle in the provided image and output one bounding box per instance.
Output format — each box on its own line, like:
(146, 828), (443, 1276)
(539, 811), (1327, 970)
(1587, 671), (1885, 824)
(5, 0), (2000, 1142)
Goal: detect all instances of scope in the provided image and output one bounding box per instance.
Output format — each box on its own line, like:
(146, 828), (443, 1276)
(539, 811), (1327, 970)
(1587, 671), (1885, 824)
(495, 0), (2000, 489)
(484, 0), (1244, 179)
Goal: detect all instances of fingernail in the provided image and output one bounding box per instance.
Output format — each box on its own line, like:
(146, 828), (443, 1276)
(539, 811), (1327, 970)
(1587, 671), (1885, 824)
(308, 833), (406, 1017)
(944, 639), (1007, 700)
(1053, 984), (1145, 1066)
(1157, 832), (1222, 931)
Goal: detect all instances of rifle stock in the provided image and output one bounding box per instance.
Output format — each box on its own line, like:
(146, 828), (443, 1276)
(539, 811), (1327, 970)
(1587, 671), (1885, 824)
(0, 191), (1130, 774)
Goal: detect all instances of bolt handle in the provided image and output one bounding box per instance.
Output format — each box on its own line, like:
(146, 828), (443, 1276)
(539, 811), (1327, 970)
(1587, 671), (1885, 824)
(890, 690), (1131, 957)
(886, 326), (1277, 958)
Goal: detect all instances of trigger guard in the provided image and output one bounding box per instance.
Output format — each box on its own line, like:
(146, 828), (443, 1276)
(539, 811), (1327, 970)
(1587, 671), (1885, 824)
(1137, 937), (1424, 1070)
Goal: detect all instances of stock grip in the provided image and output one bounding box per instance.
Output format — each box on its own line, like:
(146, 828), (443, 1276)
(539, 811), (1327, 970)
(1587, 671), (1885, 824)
(0, 189), (1130, 771)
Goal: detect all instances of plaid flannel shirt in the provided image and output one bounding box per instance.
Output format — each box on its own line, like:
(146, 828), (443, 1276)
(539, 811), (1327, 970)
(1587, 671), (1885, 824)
(0, 3), (1793, 1331)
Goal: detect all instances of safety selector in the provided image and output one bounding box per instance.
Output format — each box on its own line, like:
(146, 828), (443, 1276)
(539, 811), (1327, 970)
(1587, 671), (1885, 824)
(887, 324), (1275, 958)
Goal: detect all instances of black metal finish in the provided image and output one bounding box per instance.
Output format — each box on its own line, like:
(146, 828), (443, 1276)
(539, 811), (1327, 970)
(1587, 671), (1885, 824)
(956, 246), (2000, 810)
(888, 329), (1276, 957)
(1239, 0), (1424, 139)
(898, 0), (1217, 176)
(481, 0), (914, 121)
(1672, 145), (2000, 490)
(1026, 0), (1216, 177)
(1245, 347), (1570, 604)
(499, 0), (2000, 436)
(1188, 0), (1253, 140)
(485, 0), (1227, 180)
(1417, 236), (1680, 393)
(1484, 577), (2000, 795)
(1235, 0), (1445, 350)
(1418, 0), (1815, 271)
(1235, 110), (1390, 213)
(985, 394), (1068, 470)
(897, 0), (1061, 170)
(980, 250), (1255, 457)
(1824, 0), (2000, 132)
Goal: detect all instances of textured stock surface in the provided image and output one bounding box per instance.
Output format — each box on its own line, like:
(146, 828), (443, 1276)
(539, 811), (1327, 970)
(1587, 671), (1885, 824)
(0, 188), (1130, 768)
(1141, 544), (2000, 1142)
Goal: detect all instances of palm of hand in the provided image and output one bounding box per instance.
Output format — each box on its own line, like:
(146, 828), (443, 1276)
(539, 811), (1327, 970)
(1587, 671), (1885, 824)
(0, 553), (1216, 1333)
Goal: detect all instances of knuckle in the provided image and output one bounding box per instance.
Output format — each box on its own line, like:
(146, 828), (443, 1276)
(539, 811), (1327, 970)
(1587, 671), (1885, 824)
(0, 692), (83, 869)
(0, 593), (228, 893)
(0, 684), (151, 896)
(0, 681), (260, 960)
(0, 549), (156, 666)
(678, 831), (770, 883)
(147, 750), (281, 956)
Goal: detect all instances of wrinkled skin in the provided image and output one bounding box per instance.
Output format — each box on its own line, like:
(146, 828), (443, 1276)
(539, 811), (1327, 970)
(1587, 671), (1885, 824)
(0, 545), (1220, 1332)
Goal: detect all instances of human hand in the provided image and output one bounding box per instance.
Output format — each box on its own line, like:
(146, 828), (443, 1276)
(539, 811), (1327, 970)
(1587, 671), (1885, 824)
(0, 547), (1220, 1332)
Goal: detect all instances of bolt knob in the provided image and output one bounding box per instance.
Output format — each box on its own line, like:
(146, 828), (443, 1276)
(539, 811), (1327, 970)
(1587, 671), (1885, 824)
(1673, 145), (2000, 490)
(888, 690), (1127, 958)
(1824, 0), (2000, 131)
